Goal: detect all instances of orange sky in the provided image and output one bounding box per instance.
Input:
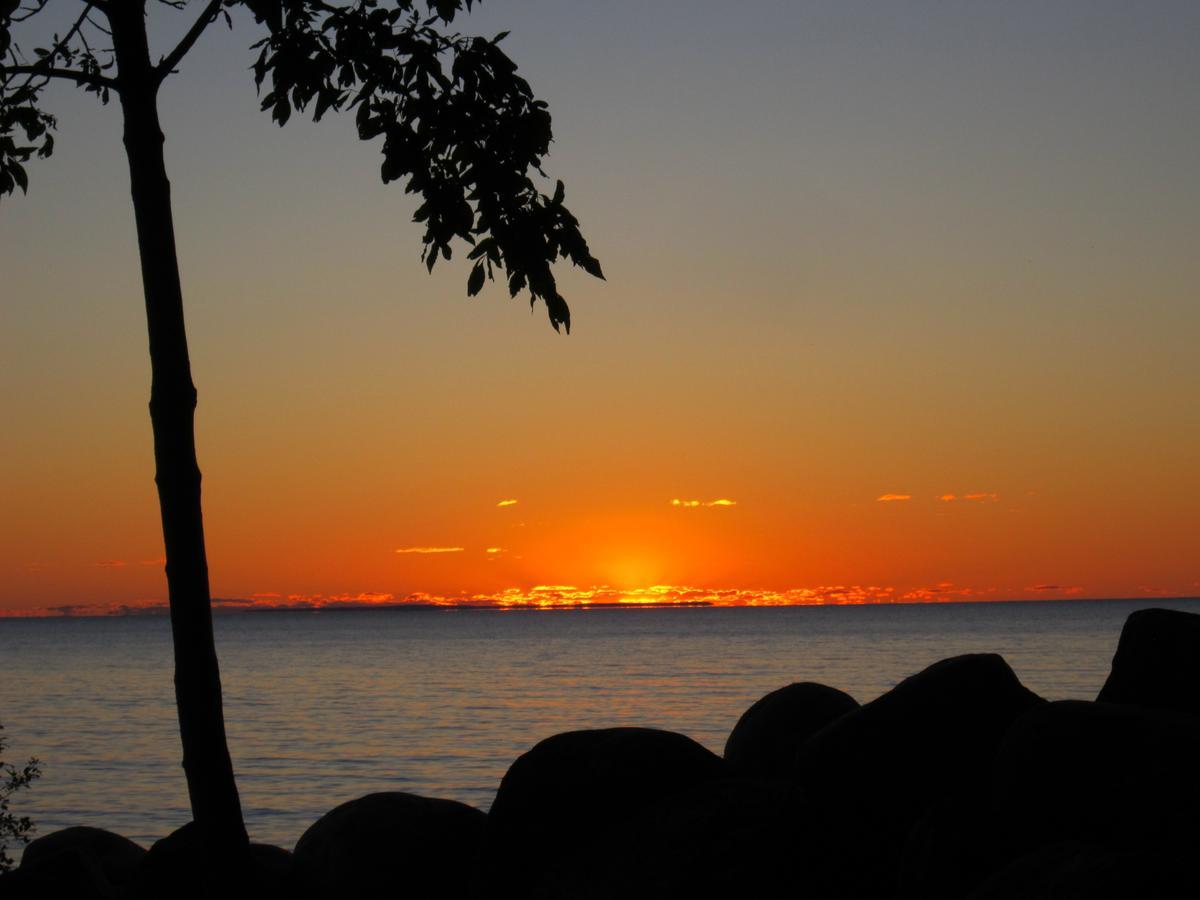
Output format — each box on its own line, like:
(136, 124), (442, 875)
(2, 4), (1198, 614)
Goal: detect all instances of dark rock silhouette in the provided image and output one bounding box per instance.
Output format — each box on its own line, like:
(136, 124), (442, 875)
(21, 826), (145, 875)
(898, 793), (1017, 900)
(794, 654), (1044, 896)
(131, 822), (291, 900)
(1098, 607), (1200, 716)
(487, 727), (727, 892)
(723, 681), (858, 779)
(966, 842), (1200, 899)
(288, 792), (486, 900)
(991, 699), (1200, 850)
(3, 826), (144, 900)
(601, 777), (816, 898)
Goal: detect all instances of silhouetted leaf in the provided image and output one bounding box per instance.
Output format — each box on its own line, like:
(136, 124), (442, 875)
(9, 158), (25, 192)
(467, 261), (485, 296)
(581, 256), (605, 280)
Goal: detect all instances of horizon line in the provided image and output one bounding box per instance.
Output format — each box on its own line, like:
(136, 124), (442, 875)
(1, 592), (1196, 621)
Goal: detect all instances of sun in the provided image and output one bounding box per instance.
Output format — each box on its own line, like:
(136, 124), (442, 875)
(608, 556), (663, 590)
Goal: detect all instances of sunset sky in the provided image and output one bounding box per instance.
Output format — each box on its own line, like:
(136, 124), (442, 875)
(2, 1), (1198, 613)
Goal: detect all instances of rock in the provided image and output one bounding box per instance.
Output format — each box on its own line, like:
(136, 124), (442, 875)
(794, 654), (1043, 895)
(3, 826), (145, 899)
(288, 792), (486, 900)
(1097, 607), (1200, 716)
(898, 793), (1018, 900)
(990, 700), (1200, 850)
(603, 778), (815, 898)
(0, 860), (113, 900)
(723, 682), (858, 779)
(487, 727), (727, 891)
(131, 822), (292, 900)
(967, 843), (1200, 899)
(10, 826), (146, 899)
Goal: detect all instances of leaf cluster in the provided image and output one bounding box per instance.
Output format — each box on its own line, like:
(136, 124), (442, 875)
(249, 0), (603, 330)
(1, 0), (113, 201)
(2, 0), (602, 328)
(0, 722), (41, 873)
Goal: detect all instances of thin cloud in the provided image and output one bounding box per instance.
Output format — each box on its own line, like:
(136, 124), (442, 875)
(671, 498), (737, 508)
(1137, 585), (1176, 597)
(93, 560), (128, 568)
(485, 547), (505, 554)
(876, 494), (911, 502)
(496, 499), (518, 507)
(901, 582), (997, 602)
(394, 546), (464, 554)
(939, 494), (957, 502)
(964, 492), (999, 502)
(215, 592), (400, 610)
(1026, 584), (1083, 595)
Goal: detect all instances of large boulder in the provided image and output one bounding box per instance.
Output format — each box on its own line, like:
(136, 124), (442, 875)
(600, 778), (817, 898)
(487, 728), (727, 891)
(1097, 607), (1200, 717)
(898, 793), (1017, 900)
(967, 843), (1200, 899)
(2, 826), (145, 900)
(794, 654), (1043, 895)
(288, 792), (486, 900)
(131, 822), (291, 900)
(990, 699), (1200, 850)
(723, 682), (858, 779)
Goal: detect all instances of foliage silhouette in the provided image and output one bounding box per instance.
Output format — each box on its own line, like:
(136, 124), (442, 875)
(0, 722), (41, 873)
(2, 0), (601, 870)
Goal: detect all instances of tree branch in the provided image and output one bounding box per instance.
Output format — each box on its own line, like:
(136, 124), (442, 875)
(2, 64), (117, 90)
(154, 0), (223, 84)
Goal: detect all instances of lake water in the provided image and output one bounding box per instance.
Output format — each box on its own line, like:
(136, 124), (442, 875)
(2, 598), (1196, 853)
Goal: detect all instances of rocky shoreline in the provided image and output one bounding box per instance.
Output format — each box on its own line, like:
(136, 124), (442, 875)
(4, 606), (1198, 899)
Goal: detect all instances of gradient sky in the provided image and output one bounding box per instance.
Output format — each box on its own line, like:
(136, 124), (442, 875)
(2, 1), (1198, 612)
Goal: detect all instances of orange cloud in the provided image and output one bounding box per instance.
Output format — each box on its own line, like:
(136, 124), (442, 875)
(215, 592), (401, 610)
(1025, 584), (1083, 594)
(93, 560), (128, 568)
(671, 498), (737, 508)
(876, 494), (911, 502)
(964, 492), (999, 502)
(496, 499), (518, 507)
(939, 494), (957, 501)
(901, 582), (997, 601)
(394, 546), (464, 554)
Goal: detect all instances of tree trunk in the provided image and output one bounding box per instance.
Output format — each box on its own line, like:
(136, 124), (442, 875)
(109, 0), (248, 857)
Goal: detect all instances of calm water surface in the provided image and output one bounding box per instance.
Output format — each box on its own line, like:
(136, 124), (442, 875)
(2, 598), (1196, 851)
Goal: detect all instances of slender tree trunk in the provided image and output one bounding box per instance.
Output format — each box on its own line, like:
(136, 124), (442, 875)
(109, 0), (247, 857)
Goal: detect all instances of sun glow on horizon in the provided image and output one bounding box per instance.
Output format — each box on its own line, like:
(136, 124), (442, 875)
(1, 581), (1178, 619)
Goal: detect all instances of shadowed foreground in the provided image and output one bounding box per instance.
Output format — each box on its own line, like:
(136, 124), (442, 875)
(3, 607), (1198, 899)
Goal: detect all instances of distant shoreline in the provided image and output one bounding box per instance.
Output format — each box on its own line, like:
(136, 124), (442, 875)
(1, 595), (1197, 621)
